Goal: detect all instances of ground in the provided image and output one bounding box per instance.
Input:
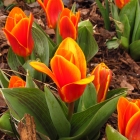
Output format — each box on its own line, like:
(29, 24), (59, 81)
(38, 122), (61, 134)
(0, 0), (140, 139)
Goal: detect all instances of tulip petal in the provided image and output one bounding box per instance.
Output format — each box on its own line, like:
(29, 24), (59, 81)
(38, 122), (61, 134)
(60, 76), (94, 103)
(30, 61), (59, 87)
(71, 11), (80, 27)
(51, 55), (81, 88)
(97, 71), (112, 102)
(117, 97), (139, 135)
(3, 28), (29, 57)
(5, 7), (26, 32)
(46, 0), (64, 28)
(12, 18), (29, 48)
(125, 111), (140, 140)
(55, 38), (86, 78)
(59, 16), (76, 40)
(60, 8), (71, 19)
(8, 76), (25, 88)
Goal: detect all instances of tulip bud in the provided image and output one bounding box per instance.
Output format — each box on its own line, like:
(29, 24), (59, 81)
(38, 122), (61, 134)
(91, 63), (112, 102)
(115, 0), (130, 9)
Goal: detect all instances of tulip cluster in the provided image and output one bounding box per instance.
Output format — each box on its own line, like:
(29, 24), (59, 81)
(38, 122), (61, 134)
(30, 37), (94, 103)
(117, 97), (140, 140)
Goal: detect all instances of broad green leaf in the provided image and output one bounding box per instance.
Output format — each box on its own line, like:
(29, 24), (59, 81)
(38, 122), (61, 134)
(0, 111), (15, 137)
(77, 82), (97, 112)
(1, 88), (57, 139)
(106, 88), (128, 99)
(78, 21), (98, 62)
(32, 25), (49, 66)
(106, 124), (128, 140)
(44, 86), (70, 137)
(129, 40), (140, 60)
(132, 0), (140, 42)
(59, 92), (127, 140)
(0, 69), (9, 88)
(32, 22), (56, 58)
(119, 0), (137, 37)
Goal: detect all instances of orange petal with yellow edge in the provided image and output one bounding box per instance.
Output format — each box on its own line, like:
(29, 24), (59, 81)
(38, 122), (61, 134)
(5, 7), (26, 32)
(117, 97), (139, 135)
(51, 55), (81, 88)
(60, 8), (71, 19)
(55, 38), (86, 78)
(59, 16), (76, 40)
(60, 75), (94, 103)
(8, 76), (25, 88)
(30, 61), (59, 87)
(46, 0), (64, 28)
(71, 11), (80, 27)
(125, 111), (140, 140)
(3, 28), (29, 57)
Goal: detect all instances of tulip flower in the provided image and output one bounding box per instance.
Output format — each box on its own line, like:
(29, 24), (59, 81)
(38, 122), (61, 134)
(115, 0), (130, 9)
(3, 7), (34, 57)
(8, 76), (26, 88)
(59, 8), (80, 40)
(91, 63), (112, 102)
(117, 97), (140, 140)
(37, 0), (64, 28)
(30, 37), (94, 103)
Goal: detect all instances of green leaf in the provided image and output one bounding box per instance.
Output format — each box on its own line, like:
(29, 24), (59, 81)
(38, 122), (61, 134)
(32, 25), (49, 66)
(132, 0), (140, 42)
(59, 92), (127, 140)
(32, 22), (56, 59)
(106, 124), (128, 140)
(106, 88), (128, 99)
(1, 88), (57, 140)
(23, 60), (45, 81)
(0, 69), (9, 88)
(77, 82), (97, 112)
(0, 111), (15, 137)
(25, 72), (38, 88)
(129, 40), (140, 60)
(7, 48), (24, 75)
(106, 37), (120, 49)
(44, 86), (70, 138)
(95, 0), (110, 30)
(119, 0), (137, 38)
(120, 36), (129, 51)
(78, 21), (98, 62)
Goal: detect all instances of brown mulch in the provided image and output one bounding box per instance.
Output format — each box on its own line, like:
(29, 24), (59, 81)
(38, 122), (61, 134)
(0, 0), (140, 139)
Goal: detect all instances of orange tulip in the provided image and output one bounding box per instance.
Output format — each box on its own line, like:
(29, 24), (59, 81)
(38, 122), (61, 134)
(37, 0), (64, 28)
(3, 7), (34, 57)
(117, 97), (140, 140)
(30, 37), (94, 103)
(59, 8), (80, 40)
(91, 63), (112, 102)
(8, 76), (26, 88)
(115, 0), (130, 9)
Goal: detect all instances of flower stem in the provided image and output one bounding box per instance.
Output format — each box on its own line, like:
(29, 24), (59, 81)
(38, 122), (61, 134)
(67, 102), (74, 121)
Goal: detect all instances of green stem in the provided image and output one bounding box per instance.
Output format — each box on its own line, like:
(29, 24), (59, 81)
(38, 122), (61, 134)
(67, 102), (74, 121)
(24, 56), (29, 62)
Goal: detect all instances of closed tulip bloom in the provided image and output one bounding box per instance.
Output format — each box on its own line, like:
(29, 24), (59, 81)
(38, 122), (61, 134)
(91, 63), (112, 102)
(117, 97), (140, 140)
(37, 0), (64, 28)
(115, 0), (130, 9)
(3, 7), (34, 57)
(8, 76), (26, 88)
(30, 37), (94, 103)
(59, 8), (80, 40)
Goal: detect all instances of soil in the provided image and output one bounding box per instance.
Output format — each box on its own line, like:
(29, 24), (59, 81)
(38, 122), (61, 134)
(0, 0), (140, 139)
